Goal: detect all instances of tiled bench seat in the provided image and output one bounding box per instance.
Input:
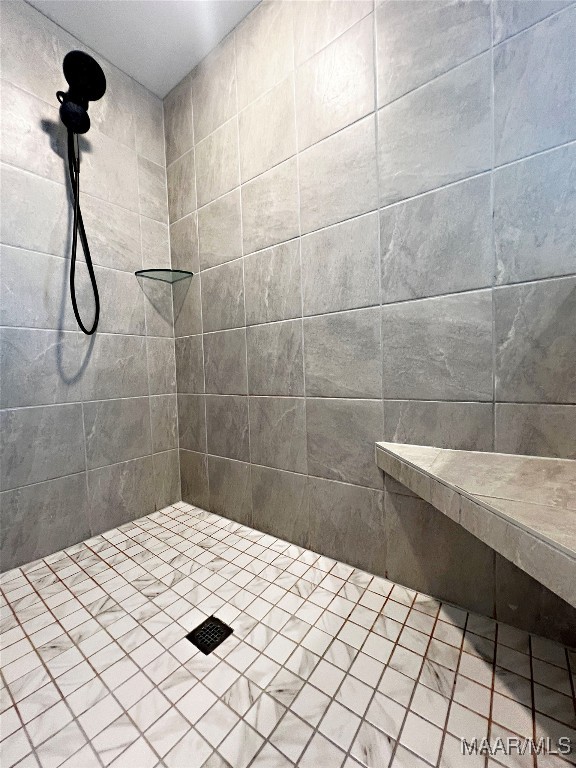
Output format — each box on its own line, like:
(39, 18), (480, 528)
(375, 442), (576, 609)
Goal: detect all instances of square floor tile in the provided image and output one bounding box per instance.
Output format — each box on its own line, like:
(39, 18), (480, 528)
(299, 732), (346, 768)
(319, 700), (361, 752)
(218, 720), (264, 768)
(196, 700), (239, 747)
(351, 720), (395, 768)
(400, 712), (443, 765)
(269, 710), (313, 762)
(244, 692), (286, 738)
(163, 728), (212, 768)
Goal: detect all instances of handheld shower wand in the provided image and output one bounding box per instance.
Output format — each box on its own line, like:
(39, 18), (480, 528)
(57, 50), (106, 335)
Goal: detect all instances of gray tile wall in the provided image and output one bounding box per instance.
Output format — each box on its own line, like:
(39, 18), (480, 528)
(0, 0), (180, 570)
(166, 0), (576, 639)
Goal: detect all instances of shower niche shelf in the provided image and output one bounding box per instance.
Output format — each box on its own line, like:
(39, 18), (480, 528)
(375, 442), (576, 608)
(135, 268), (193, 283)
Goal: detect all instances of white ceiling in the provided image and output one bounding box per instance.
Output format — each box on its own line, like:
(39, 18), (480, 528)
(27, 0), (259, 98)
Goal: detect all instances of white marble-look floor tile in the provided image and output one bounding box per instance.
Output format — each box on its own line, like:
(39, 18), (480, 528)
(0, 502), (574, 768)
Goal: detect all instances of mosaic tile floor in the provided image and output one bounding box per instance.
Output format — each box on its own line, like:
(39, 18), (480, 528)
(1, 502), (575, 768)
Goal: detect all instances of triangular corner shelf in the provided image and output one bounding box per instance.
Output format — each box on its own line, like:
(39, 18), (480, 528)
(135, 268), (194, 283)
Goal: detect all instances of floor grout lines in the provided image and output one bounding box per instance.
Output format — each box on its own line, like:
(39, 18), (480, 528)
(0, 502), (574, 768)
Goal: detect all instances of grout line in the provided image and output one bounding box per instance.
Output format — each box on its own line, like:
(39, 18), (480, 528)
(492, 1), (576, 48)
(1, 503), (574, 768)
(4, 395), (575, 415)
(434, 612), (471, 768)
(529, 635), (538, 768)
(486, 621), (499, 768)
(165, 131), (576, 231)
(490, 0), (497, 456)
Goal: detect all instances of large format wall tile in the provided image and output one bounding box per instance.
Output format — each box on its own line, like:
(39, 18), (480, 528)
(201, 260), (246, 332)
(81, 194), (142, 273)
(244, 241), (302, 325)
(495, 277), (576, 403)
(249, 397), (307, 473)
(494, 554), (576, 646)
(0, 80), (66, 185)
(204, 328), (248, 395)
(385, 491), (495, 616)
(84, 334), (149, 401)
(167, 149), (196, 223)
(299, 115), (378, 234)
(87, 456), (155, 535)
(381, 291), (493, 401)
(141, 278), (174, 338)
(247, 320), (304, 396)
(195, 118), (239, 207)
(304, 308), (381, 398)
(251, 465), (309, 547)
(90, 62), (137, 150)
(133, 83), (165, 167)
(296, 16), (374, 150)
(494, 8), (576, 165)
(141, 218), (170, 270)
(192, 36), (237, 144)
(0, 0), (77, 105)
(308, 477), (385, 573)
(239, 76), (296, 182)
(0, 404), (85, 491)
(150, 394), (178, 453)
(80, 130), (139, 213)
(0, 248), (77, 332)
(83, 397), (152, 469)
(89, 266), (145, 336)
(0, 164), (68, 258)
(205, 395), (249, 462)
(170, 212), (199, 273)
(177, 394), (206, 453)
(242, 158), (300, 255)
(198, 190), (242, 271)
(173, 276), (202, 338)
(376, 0), (491, 106)
(0, 328), (85, 408)
(148, 337), (177, 395)
(495, 403), (576, 460)
(164, 73), (194, 165)
(384, 401), (494, 452)
(0, 474), (90, 571)
(137, 156), (168, 223)
(153, 449), (180, 509)
(380, 175), (492, 303)
(235, 1), (294, 110)
(493, 0), (571, 42)
(175, 335), (204, 394)
(180, 449), (209, 508)
(293, 0), (372, 65)
(0, 0), (174, 565)
(378, 53), (491, 205)
(306, 398), (383, 488)
(208, 456), (252, 526)
(301, 212), (380, 315)
(494, 144), (576, 284)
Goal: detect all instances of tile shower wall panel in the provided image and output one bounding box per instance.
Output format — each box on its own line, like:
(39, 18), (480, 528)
(167, 0), (576, 634)
(0, 0), (179, 570)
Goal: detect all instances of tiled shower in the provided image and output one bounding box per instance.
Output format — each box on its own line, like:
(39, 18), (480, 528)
(1, 0), (575, 766)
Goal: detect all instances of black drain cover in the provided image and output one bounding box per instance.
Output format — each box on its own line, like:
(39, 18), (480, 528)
(186, 616), (233, 655)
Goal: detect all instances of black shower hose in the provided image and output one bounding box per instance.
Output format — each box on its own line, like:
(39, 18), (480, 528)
(67, 129), (100, 335)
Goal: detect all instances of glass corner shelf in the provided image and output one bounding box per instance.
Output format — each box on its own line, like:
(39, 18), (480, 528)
(135, 268), (194, 283)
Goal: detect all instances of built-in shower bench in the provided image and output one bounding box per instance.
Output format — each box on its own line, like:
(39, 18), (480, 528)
(375, 442), (576, 608)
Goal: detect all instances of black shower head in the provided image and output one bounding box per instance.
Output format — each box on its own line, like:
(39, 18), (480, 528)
(57, 50), (106, 134)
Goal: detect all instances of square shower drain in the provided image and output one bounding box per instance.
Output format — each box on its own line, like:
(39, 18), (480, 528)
(186, 616), (233, 655)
